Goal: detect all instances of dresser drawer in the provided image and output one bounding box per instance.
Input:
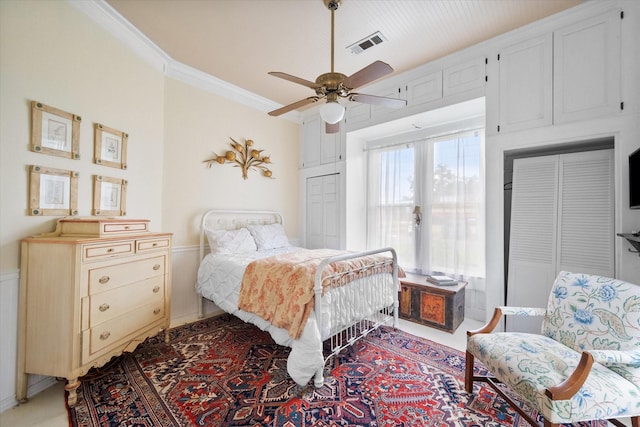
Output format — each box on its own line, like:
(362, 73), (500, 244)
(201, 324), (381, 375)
(84, 302), (165, 361)
(88, 256), (165, 294)
(83, 241), (134, 261)
(136, 237), (170, 252)
(88, 277), (165, 326)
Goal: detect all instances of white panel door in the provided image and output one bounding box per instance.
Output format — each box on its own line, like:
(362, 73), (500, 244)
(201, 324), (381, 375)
(306, 173), (340, 249)
(507, 155), (559, 333)
(306, 176), (324, 249)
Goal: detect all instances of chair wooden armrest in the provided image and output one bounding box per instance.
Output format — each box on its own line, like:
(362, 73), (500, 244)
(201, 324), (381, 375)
(545, 352), (594, 400)
(467, 307), (503, 336)
(467, 306), (548, 337)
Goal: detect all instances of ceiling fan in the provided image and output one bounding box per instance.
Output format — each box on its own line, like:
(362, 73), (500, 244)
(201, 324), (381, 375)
(267, 0), (407, 133)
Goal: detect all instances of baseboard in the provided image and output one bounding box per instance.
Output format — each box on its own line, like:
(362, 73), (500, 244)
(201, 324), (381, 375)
(0, 375), (57, 413)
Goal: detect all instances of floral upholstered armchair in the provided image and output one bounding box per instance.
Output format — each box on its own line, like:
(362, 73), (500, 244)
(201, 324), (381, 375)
(465, 271), (640, 427)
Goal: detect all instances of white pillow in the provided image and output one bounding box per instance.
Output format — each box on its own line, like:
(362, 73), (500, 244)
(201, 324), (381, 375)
(205, 227), (257, 254)
(247, 223), (290, 250)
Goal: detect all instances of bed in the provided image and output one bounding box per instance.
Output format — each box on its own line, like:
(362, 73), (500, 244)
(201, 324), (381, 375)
(195, 209), (400, 388)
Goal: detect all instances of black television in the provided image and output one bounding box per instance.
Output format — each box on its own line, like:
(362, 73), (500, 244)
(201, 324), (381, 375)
(631, 147), (640, 209)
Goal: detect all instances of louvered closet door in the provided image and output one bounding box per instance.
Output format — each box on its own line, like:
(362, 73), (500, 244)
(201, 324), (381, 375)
(507, 155), (559, 333)
(557, 150), (614, 276)
(507, 149), (614, 333)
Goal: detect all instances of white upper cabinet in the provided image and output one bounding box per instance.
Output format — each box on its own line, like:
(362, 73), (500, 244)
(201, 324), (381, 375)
(443, 57), (486, 97)
(370, 85), (405, 121)
(301, 116), (321, 168)
(554, 10), (622, 124)
(301, 115), (344, 168)
(346, 102), (371, 127)
(320, 127), (342, 164)
(406, 70), (443, 107)
(498, 33), (553, 133)
(497, 9), (622, 134)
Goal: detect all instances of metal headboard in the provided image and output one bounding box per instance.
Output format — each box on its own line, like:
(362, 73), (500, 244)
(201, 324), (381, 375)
(198, 209), (283, 263)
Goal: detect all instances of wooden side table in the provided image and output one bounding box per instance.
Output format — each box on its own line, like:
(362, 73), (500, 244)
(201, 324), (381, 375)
(399, 273), (467, 332)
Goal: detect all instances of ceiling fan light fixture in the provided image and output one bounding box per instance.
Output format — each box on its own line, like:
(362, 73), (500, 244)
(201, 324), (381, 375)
(320, 101), (345, 124)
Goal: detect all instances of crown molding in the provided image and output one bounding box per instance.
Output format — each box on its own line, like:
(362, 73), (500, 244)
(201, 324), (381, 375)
(68, 0), (301, 124)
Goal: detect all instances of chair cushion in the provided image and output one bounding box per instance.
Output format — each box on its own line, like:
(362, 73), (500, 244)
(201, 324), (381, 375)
(467, 332), (640, 424)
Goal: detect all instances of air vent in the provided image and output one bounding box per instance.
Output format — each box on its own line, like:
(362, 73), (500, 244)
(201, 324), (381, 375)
(347, 31), (386, 55)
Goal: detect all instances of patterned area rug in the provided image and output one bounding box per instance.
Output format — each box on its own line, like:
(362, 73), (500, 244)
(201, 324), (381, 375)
(68, 314), (608, 426)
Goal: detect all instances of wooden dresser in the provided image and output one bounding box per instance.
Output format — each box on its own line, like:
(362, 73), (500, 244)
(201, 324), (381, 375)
(399, 273), (467, 332)
(16, 218), (172, 407)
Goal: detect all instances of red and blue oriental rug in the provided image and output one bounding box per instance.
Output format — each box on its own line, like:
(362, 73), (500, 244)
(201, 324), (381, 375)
(68, 314), (608, 426)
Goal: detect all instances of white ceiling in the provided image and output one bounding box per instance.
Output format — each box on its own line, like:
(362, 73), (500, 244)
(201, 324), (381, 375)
(106, 0), (581, 112)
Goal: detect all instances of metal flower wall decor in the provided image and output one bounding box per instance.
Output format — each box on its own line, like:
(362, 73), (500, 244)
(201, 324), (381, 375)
(203, 137), (272, 180)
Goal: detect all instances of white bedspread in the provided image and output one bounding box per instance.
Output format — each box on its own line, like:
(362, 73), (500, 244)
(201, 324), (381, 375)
(195, 247), (396, 386)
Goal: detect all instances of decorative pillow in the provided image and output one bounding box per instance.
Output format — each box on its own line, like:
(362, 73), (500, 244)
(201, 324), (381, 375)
(247, 223), (290, 250)
(205, 227), (257, 254)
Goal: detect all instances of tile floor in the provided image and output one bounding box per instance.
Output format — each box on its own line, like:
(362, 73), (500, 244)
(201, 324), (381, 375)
(0, 317), (633, 427)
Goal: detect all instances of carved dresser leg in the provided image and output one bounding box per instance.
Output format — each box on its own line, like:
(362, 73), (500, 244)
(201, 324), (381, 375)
(64, 378), (81, 407)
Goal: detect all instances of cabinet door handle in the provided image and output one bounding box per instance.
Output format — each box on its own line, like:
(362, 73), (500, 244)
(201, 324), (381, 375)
(99, 276), (110, 284)
(153, 264), (161, 271)
(153, 308), (161, 315)
(153, 286), (160, 293)
(99, 331), (111, 340)
(99, 303), (110, 312)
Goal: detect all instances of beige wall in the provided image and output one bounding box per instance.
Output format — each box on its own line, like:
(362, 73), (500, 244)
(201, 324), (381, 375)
(162, 78), (300, 247)
(0, 0), (165, 271)
(0, 0), (301, 272)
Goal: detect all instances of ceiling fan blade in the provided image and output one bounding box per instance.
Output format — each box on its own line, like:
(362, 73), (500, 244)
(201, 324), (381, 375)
(268, 72), (321, 89)
(342, 60), (393, 90)
(268, 96), (320, 116)
(349, 93), (406, 109)
(326, 122), (339, 134)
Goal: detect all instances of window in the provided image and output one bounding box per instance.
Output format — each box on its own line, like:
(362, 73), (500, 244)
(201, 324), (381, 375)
(367, 129), (485, 279)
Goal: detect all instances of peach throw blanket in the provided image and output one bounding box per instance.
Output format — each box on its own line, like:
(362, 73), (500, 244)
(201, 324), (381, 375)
(237, 249), (396, 339)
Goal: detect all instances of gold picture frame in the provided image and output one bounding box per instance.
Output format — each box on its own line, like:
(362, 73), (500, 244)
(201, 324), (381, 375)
(93, 175), (127, 216)
(94, 123), (128, 169)
(30, 101), (81, 159)
(29, 165), (78, 216)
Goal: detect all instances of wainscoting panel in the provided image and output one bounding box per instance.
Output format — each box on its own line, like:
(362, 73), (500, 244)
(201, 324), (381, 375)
(0, 270), (56, 413)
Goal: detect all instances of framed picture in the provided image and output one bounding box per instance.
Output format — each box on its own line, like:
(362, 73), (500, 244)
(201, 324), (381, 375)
(30, 101), (81, 159)
(28, 165), (78, 216)
(94, 123), (128, 169)
(93, 175), (127, 216)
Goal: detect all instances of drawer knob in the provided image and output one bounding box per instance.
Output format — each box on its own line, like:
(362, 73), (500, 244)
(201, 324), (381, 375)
(107, 248), (114, 253)
(152, 243), (158, 247)
(153, 308), (161, 315)
(124, 226), (130, 230)
(99, 303), (110, 312)
(153, 264), (161, 271)
(100, 331), (111, 340)
(153, 286), (160, 293)
(99, 276), (110, 284)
